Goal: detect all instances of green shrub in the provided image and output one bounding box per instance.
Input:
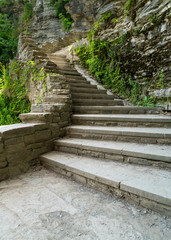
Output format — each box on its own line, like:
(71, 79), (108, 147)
(0, 61), (32, 125)
(87, 12), (111, 42)
(75, 37), (143, 104)
(59, 12), (73, 32)
(0, 60), (49, 125)
(22, 2), (34, 21)
(50, 0), (73, 31)
(0, 13), (18, 64)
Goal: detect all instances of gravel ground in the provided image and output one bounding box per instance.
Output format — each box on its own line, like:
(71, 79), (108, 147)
(0, 168), (171, 240)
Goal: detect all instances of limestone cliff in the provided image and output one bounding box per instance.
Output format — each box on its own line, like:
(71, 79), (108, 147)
(65, 0), (125, 31)
(31, 0), (64, 44)
(67, 0), (171, 104)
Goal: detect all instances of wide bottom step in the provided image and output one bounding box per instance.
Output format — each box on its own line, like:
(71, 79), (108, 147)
(40, 151), (171, 216)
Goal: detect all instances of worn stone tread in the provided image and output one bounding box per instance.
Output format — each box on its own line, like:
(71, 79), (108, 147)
(72, 114), (171, 122)
(72, 99), (124, 106)
(73, 106), (162, 114)
(54, 137), (171, 162)
(40, 151), (171, 208)
(66, 125), (171, 138)
(70, 87), (107, 94)
(71, 93), (115, 99)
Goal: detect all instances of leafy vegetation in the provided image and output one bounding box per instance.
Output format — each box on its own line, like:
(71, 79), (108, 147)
(0, 60), (48, 125)
(0, 62), (31, 125)
(75, 38), (162, 106)
(22, 2), (34, 21)
(75, 39), (141, 104)
(0, 13), (18, 64)
(19, 1), (35, 33)
(0, 0), (35, 64)
(50, 0), (73, 31)
(87, 12), (111, 42)
(124, 0), (137, 19)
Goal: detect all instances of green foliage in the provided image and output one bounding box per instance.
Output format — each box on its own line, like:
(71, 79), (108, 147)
(0, 13), (18, 64)
(136, 96), (157, 107)
(87, 12), (111, 42)
(75, 36), (146, 105)
(22, 2), (34, 21)
(0, 0), (13, 8)
(0, 62), (31, 125)
(155, 69), (165, 88)
(50, 0), (69, 17)
(0, 60), (48, 125)
(50, 0), (73, 31)
(59, 13), (73, 32)
(124, 0), (136, 19)
(124, 0), (133, 13)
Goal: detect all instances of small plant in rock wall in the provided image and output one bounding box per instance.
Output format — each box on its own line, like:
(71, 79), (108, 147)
(49, 0), (73, 31)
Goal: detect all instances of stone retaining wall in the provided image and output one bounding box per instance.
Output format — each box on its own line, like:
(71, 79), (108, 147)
(0, 123), (53, 181)
(0, 99), (72, 181)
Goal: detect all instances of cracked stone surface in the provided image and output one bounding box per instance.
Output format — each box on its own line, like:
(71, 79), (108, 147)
(0, 168), (171, 240)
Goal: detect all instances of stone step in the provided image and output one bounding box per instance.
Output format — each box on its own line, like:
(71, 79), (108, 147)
(32, 51), (47, 57)
(54, 138), (171, 169)
(40, 151), (171, 216)
(49, 55), (66, 60)
(72, 106), (163, 114)
(58, 67), (76, 72)
(71, 87), (107, 94)
(48, 75), (68, 83)
(71, 93), (115, 99)
(34, 56), (49, 61)
(72, 99), (124, 106)
(37, 60), (57, 67)
(59, 70), (82, 77)
(66, 78), (88, 83)
(20, 112), (52, 123)
(57, 64), (72, 69)
(43, 96), (70, 104)
(66, 125), (171, 145)
(65, 75), (87, 81)
(70, 83), (98, 89)
(72, 114), (171, 128)
(31, 103), (65, 113)
(44, 67), (59, 74)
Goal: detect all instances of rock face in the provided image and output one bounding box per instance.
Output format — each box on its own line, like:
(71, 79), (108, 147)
(31, 0), (64, 44)
(65, 0), (125, 31)
(67, 0), (171, 101)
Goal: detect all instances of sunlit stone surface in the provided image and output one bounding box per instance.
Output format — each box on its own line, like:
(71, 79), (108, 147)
(0, 168), (170, 240)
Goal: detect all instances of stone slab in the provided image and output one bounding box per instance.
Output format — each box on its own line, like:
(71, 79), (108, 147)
(72, 114), (171, 123)
(40, 151), (171, 208)
(55, 138), (171, 162)
(67, 125), (171, 138)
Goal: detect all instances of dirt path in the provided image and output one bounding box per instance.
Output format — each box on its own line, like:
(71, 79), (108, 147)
(0, 168), (170, 240)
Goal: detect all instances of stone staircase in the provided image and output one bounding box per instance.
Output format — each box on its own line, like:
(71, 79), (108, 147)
(40, 53), (171, 216)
